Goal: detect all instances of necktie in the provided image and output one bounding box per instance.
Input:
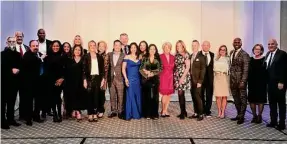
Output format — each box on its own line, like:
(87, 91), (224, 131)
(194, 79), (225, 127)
(204, 53), (208, 66)
(232, 50), (237, 64)
(125, 46), (129, 54)
(19, 45), (24, 56)
(267, 52), (273, 68)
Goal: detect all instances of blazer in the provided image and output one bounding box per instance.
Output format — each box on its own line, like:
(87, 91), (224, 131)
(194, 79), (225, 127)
(190, 52), (206, 85)
(229, 49), (250, 88)
(82, 53), (105, 81)
(199, 51), (214, 83)
(265, 49), (287, 84)
(107, 52), (125, 86)
(1, 47), (22, 82)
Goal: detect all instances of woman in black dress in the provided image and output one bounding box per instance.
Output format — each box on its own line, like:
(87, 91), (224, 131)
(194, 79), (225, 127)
(62, 42), (73, 119)
(83, 40), (105, 122)
(139, 44), (162, 119)
(248, 44), (267, 123)
(64, 45), (85, 121)
(45, 40), (65, 122)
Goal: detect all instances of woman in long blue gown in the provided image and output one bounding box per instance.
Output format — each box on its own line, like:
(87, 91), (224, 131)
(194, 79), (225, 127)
(122, 42), (142, 120)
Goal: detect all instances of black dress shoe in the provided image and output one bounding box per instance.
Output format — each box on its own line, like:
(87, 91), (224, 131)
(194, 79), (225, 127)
(266, 123), (277, 128)
(9, 121), (21, 126)
(276, 124), (286, 131)
(197, 115), (204, 121)
(165, 114), (170, 117)
(237, 118), (244, 124)
(41, 114), (46, 119)
(189, 114), (198, 119)
(230, 117), (239, 121)
(33, 118), (44, 123)
(1, 124), (10, 129)
(47, 112), (54, 116)
(26, 121), (33, 126)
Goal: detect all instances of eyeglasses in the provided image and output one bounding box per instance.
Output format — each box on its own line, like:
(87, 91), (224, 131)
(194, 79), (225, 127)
(8, 41), (16, 43)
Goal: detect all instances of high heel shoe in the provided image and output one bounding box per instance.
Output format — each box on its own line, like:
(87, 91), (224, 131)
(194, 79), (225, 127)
(88, 115), (93, 122)
(93, 115), (98, 122)
(72, 111), (76, 118)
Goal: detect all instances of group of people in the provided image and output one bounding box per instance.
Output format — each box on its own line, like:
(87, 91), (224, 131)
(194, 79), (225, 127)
(1, 29), (286, 131)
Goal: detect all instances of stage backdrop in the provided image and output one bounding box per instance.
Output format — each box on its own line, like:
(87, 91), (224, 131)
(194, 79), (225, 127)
(1, 1), (284, 102)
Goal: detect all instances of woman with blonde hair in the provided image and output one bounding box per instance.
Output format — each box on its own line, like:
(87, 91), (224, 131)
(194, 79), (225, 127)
(174, 40), (191, 119)
(82, 40), (105, 122)
(73, 35), (87, 54)
(159, 42), (175, 117)
(213, 45), (230, 118)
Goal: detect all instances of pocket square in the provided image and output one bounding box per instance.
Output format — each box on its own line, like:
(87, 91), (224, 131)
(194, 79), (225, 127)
(196, 58), (199, 61)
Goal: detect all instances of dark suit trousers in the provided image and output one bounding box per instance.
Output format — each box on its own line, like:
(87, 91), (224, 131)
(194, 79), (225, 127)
(267, 81), (286, 125)
(1, 82), (18, 124)
(109, 78), (124, 114)
(231, 86), (247, 119)
(190, 78), (204, 115)
(201, 76), (213, 115)
(23, 85), (41, 121)
(97, 88), (106, 113)
(87, 75), (101, 115)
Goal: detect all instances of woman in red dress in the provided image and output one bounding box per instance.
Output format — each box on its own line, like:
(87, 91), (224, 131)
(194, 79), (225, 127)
(159, 42), (175, 117)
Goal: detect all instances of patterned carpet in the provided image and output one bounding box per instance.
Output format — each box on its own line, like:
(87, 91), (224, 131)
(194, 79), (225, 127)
(1, 102), (287, 144)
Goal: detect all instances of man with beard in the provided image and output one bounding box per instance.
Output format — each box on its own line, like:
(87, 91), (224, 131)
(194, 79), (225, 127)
(229, 38), (250, 124)
(21, 40), (45, 126)
(1, 36), (22, 129)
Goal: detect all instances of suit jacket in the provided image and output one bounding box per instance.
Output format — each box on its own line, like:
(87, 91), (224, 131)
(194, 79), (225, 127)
(229, 49), (250, 88)
(200, 51), (214, 83)
(190, 52), (206, 85)
(44, 39), (52, 55)
(1, 47), (22, 84)
(4, 44), (29, 52)
(21, 50), (43, 86)
(107, 52), (125, 86)
(82, 53), (105, 81)
(265, 49), (287, 85)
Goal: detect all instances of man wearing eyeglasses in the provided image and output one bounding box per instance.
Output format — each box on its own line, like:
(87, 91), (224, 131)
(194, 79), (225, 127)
(1, 36), (22, 129)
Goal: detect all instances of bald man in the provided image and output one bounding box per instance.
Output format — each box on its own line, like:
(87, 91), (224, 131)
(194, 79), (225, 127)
(199, 41), (214, 118)
(229, 38), (250, 124)
(265, 39), (287, 130)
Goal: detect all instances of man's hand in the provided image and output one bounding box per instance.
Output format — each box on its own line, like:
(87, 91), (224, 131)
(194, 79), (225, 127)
(197, 83), (202, 88)
(12, 68), (19, 74)
(278, 83), (284, 90)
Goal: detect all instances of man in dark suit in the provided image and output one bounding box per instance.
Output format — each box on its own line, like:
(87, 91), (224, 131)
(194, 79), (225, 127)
(37, 28), (53, 118)
(21, 40), (45, 126)
(1, 36), (22, 129)
(200, 41), (214, 117)
(230, 38), (250, 124)
(14, 31), (30, 120)
(189, 40), (206, 121)
(107, 40), (125, 119)
(265, 39), (287, 130)
(120, 33), (130, 55)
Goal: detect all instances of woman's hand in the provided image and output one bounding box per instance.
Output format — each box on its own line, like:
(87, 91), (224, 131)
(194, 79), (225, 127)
(100, 79), (105, 89)
(83, 79), (87, 89)
(125, 79), (129, 87)
(55, 78), (64, 86)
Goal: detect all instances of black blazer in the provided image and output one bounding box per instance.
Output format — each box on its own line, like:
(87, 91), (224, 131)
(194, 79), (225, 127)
(265, 49), (287, 84)
(199, 51), (214, 82)
(1, 48), (22, 82)
(4, 44), (29, 52)
(82, 53), (105, 81)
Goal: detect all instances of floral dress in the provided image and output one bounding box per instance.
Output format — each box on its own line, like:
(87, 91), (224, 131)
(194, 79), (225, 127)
(174, 52), (191, 90)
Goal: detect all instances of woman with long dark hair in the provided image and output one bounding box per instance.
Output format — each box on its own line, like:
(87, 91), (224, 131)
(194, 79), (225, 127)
(45, 40), (65, 122)
(122, 42), (142, 120)
(83, 40), (105, 122)
(139, 40), (148, 57)
(140, 44), (162, 119)
(64, 45), (86, 121)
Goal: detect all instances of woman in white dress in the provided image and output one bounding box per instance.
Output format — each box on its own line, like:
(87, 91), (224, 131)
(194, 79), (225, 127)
(213, 45), (230, 118)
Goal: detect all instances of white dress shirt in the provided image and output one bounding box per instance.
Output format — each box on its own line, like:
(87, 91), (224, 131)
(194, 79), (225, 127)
(231, 48), (242, 63)
(91, 57), (99, 75)
(39, 40), (47, 55)
(15, 43), (27, 54)
(265, 48), (278, 67)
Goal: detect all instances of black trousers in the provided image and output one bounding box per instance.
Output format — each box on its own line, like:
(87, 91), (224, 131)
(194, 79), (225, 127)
(97, 88), (106, 113)
(23, 84), (41, 122)
(267, 81), (286, 125)
(191, 81), (204, 115)
(50, 85), (62, 117)
(142, 78), (159, 118)
(87, 75), (101, 115)
(1, 79), (19, 124)
(201, 77), (213, 115)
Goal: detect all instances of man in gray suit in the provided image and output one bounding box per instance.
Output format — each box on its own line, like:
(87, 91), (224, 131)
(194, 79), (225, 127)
(229, 38), (250, 124)
(107, 40), (125, 118)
